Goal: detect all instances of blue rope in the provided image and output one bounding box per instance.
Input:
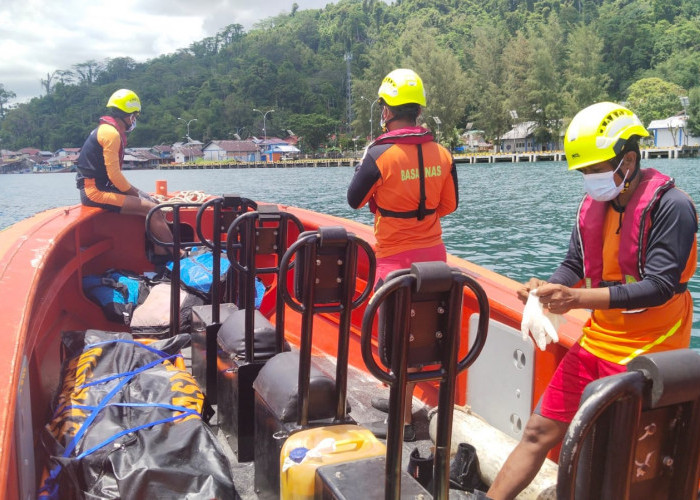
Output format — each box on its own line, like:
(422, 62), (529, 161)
(74, 404), (200, 460)
(85, 338), (183, 361)
(78, 353), (179, 389)
(41, 337), (188, 498)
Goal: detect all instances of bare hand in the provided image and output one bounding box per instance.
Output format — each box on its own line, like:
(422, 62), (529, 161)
(533, 283), (579, 314)
(517, 278), (548, 304)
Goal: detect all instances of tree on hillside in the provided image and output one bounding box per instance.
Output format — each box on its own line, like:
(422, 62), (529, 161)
(648, 18), (700, 92)
(564, 23), (610, 115)
(466, 23), (510, 151)
(98, 57), (138, 84)
(40, 72), (56, 96)
(401, 21), (469, 143)
(686, 87), (700, 136)
(627, 77), (687, 127)
(352, 45), (402, 140)
(289, 113), (339, 151)
(597, 1), (656, 96)
(0, 105), (42, 146)
(502, 31), (532, 126)
(523, 19), (567, 149)
(0, 84), (16, 119)
(73, 60), (103, 85)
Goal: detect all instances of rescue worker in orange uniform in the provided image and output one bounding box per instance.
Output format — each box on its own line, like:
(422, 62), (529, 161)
(76, 89), (174, 263)
(347, 68), (459, 441)
(488, 102), (698, 500)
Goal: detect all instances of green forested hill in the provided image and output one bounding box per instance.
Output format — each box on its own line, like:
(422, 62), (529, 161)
(1, 0), (699, 152)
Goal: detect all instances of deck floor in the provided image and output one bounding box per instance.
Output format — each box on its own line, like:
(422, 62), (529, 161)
(190, 349), (435, 499)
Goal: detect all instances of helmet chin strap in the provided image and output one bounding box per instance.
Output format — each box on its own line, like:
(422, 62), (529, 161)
(380, 115), (399, 132)
(617, 158), (639, 194)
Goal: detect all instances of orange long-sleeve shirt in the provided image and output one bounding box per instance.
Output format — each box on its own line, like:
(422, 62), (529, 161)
(347, 127), (458, 258)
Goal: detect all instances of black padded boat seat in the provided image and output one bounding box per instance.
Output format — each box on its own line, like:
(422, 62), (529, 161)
(253, 351), (350, 423)
(217, 308), (278, 360)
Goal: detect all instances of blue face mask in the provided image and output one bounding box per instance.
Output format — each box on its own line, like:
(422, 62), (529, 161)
(126, 118), (137, 133)
(582, 159), (627, 201)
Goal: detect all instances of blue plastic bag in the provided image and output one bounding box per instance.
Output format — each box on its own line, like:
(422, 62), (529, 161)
(82, 269), (149, 324)
(168, 247), (230, 295)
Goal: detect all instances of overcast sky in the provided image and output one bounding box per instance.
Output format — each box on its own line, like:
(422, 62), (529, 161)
(0, 0), (338, 104)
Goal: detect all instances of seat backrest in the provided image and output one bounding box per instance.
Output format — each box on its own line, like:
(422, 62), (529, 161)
(361, 261), (489, 500)
(195, 194), (257, 323)
(146, 201), (203, 336)
(226, 205), (305, 362)
(278, 226), (376, 426)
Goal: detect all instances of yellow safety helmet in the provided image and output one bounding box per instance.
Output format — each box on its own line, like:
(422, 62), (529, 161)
(377, 69), (426, 107)
(106, 89), (141, 114)
(564, 102), (648, 170)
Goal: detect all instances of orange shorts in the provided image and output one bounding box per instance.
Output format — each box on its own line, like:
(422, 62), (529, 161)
(79, 178), (126, 212)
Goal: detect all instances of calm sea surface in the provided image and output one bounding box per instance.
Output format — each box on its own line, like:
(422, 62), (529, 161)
(2, 158), (700, 345)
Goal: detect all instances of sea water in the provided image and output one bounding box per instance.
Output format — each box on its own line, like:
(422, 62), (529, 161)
(1, 158), (699, 344)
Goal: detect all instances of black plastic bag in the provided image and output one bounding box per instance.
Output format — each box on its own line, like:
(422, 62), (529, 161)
(39, 330), (237, 499)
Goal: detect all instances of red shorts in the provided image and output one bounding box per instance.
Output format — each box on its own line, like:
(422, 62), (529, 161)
(537, 342), (626, 423)
(375, 243), (447, 288)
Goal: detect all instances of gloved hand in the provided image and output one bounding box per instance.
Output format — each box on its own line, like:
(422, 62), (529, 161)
(138, 189), (159, 204)
(521, 289), (563, 351)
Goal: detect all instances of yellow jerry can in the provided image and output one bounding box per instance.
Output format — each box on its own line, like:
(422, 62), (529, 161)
(280, 424), (386, 499)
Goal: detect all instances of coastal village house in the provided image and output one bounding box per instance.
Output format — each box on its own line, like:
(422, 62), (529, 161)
(54, 147), (81, 157)
(499, 121), (562, 153)
(255, 137), (301, 161)
(123, 148), (164, 169)
(647, 114), (700, 148)
(266, 142), (301, 161)
(202, 140), (260, 162)
(172, 144), (204, 164)
(151, 145), (173, 162)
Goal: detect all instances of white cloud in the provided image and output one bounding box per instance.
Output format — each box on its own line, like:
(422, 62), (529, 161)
(0, 0), (335, 103)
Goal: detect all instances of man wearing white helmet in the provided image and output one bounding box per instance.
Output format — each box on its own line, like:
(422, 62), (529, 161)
(488, 102), (697, 499)
(76, 89), (174, 264)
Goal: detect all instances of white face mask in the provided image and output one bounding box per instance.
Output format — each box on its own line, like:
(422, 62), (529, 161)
(126, 118), (137, 133)
(582, 159), (627, 201)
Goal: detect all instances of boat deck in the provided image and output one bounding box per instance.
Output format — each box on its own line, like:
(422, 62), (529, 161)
(190, 347), (436, 498)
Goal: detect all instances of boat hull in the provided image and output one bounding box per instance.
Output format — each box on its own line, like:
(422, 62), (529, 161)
(0, 201), (588, 499)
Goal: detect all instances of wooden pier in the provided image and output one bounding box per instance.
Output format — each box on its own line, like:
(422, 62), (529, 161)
(640, 145), (699, 160)
(154, 145), (699, 170)
(454, 151), (565, 164)
(157, 158), (355, 170)
(455, 145), (699, 165)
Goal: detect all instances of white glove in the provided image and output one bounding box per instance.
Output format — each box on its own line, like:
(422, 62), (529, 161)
(521, 289), (563, 351)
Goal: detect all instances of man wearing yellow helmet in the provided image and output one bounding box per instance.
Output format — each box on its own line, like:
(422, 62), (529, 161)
(76, 89), (175, 264)
(347, 69), (459, 442)
(488, 102), (698, 500)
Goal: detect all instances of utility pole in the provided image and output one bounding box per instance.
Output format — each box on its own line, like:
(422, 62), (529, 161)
(253, 108), (274, 142)
(432, 116), (441, 144)
(360, 96), (377, 142)
(344, 52), (353, 136)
